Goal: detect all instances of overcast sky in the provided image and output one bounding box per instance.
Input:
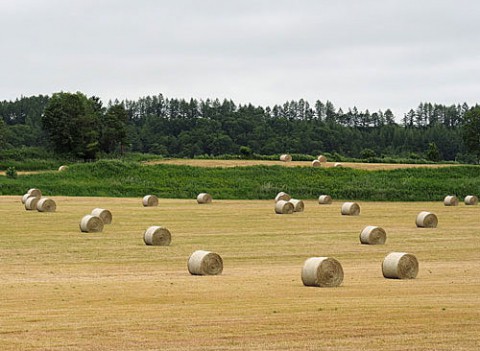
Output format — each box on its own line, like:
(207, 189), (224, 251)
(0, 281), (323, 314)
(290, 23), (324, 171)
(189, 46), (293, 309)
(1, 0), (479, 117)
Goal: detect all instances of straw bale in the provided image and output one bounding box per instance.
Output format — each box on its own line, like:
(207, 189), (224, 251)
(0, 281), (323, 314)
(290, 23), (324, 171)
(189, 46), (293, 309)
(80, 215), (104, 233)
(464, 195), (478, 206)
(416, 211), (438, 228)
(341, 202), (360, 216)
(91, 208), (112, 224)
(382, 252), (419, 279)
(187, 250), (223, 275)
(275, 200), (294, 214)
(37, 198), (56, 212)
(142, 195), (158, 207)
(360, 225), (386, 245)
(301, 257), (344, 287)
(197, 193), (212, 204)
(143, 226), (172, 246)
(318, 195), (332, 205)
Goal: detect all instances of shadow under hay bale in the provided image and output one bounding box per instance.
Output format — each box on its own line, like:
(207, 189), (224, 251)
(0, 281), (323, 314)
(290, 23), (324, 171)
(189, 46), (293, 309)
(301, 257), (344, 287)
(188, 250), (223, 276)
(382, 252), (419, 279)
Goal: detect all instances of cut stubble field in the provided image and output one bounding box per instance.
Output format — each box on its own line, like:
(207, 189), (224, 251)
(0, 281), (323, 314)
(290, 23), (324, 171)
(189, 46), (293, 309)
(1, 196), (479, 350)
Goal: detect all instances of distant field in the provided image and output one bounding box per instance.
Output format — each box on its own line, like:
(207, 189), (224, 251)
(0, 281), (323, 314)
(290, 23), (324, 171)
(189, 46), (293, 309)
(1, 196), (479, 350)
(146, 159), (462, 170)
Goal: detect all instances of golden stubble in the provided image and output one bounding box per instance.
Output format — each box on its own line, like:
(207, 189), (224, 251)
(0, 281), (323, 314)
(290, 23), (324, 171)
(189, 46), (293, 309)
(0, 196), (479, 350)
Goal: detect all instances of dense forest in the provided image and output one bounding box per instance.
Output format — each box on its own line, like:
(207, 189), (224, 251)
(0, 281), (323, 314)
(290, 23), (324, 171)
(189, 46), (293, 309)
(0, 93), (479, 163)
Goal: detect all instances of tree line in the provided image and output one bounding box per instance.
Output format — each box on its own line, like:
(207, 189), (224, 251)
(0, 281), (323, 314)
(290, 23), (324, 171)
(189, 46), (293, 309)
(0, 92), (479, 162)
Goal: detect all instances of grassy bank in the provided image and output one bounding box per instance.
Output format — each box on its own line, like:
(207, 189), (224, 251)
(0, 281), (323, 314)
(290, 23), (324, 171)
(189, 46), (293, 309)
(1, 160), (479, 201)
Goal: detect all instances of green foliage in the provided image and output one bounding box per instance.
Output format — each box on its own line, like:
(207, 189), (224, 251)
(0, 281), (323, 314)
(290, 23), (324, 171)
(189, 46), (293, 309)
(463, 106), (480, 163)
(0, 147), (65, 170)
(360, 148), (376, 159)
(5, 167), (17, 179)
(426, 142), (441, 162)
(1, 160), (478, 201)
(239, 146), (253, 158)
(42, 92), (100, 160)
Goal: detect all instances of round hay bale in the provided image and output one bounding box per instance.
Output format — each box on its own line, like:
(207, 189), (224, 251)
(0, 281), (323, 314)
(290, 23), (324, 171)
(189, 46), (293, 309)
(142, 195), (158, 207)
(279, 154), (292, 162)
(301, 257), (344, 287)
(443, 195), (458, 206)
(91, 208), (112, 224)
(464, 195), (478, 206)
(80, 215), (104, 233)
(289, 199), (304, 212)
(416, 211), (438, 228)
(275, 200), (294, 214)
(58, 165), (68, 172)
(382, 252), (419, 279)
(334, 162), (343, 167)
(360, 225), (387, 245)
(21, 193), (35, 204)
(318, 195), (332, 205)
(274, 191), (291, 202)
(27, 188), (42, 198)
(37, 198), (56, 212)
(25, 196), (39, 211)
(197, 193), (212, 204)
(187, 250), (223, 276)
(143, 226), (172, 246)
(312, 160), (321, 167)
(341, 202), (360, 216)
(317, 155), (327, 163)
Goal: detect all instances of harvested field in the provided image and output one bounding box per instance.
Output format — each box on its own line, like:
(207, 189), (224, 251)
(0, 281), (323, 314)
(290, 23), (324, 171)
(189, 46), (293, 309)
(145, 158), (462, 171)
(0, 196), (479, 350)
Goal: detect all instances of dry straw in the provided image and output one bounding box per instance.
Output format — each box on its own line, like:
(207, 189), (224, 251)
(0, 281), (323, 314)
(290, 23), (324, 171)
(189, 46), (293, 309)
(80, 215), (104, 233)
(317, 155), (327, 163)
(143, 226), (172, 246)
(25, 197), (39, 211)
(301, 257), (344, 287)
(37, 198), (56, 212)
(289, 199), (304, 212)
(187, 250), (223, 275)
(274, 191), (291, 202)
(443, 195), (458, 206)
(279, 154), (292, 162)
(318, 195), (332, 205)
(275, 200), (294, 214)
(142, 195), (158, 207)
(464, 195), (478, 206)
(334, 162), (343, 167)
(341, 202), (360, 216)
(197, 193), (212, 204)
(416, 211), (438, 228)
(91, 208), (112, 224)
(382, 252), (419, 279)
(27, 188), (42, 198)
(312, 160), (321, 167)
(360, 226), (387, 245)
(58, 165), (68, 172)
(21, 193), (35, 204)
